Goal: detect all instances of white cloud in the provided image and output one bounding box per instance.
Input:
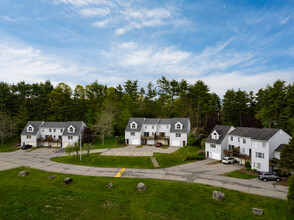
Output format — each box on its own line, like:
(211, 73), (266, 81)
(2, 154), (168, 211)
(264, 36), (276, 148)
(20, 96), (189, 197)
(92, 18), (111, 27)
(0, 43), (92, 85)
(54, 0), (185, 35)
(79, 7), (110, 17)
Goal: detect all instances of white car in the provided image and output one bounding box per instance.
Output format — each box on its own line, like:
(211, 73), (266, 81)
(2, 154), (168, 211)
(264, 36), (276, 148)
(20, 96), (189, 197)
(222, 157), (234, 164)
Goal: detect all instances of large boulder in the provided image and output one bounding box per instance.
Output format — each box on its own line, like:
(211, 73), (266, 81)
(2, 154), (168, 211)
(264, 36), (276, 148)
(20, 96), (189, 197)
(18, 171), (28, 177)
(252, 208), (264, 215)
(108, 183), (114, 188)
(63, 177), (73, 185)
(212, 190), (225, 201)
(136, 183), (147, 191)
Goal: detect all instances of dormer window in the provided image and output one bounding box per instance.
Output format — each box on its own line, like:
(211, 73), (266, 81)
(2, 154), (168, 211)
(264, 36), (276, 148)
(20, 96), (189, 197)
(211, 131), (219, 140)
(27, 125), (34, 132)
(175, 122), (182, 130)
(68, 125), (75, 133)
(130, 121), (137, 129)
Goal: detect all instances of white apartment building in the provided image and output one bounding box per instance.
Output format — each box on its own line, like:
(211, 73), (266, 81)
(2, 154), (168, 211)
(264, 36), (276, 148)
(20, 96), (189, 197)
(21, 121), (86, 148)
(125, 118), (191, 147)
(205, 126), (291, 172)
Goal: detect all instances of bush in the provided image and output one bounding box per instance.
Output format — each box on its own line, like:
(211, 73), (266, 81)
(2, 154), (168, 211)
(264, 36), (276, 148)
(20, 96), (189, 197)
(117, 136), (125, 144)
(288, 174), (294, 214)
(184, 154), (205, 161)
(198, 150), (205, 157)
(200, 138), (206, 149)
(245, 161), (251, 171)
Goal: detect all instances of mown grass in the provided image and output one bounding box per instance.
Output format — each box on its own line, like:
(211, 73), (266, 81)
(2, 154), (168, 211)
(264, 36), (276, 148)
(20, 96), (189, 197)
(225, 170), (257, 179)
(52, 153), (154, 169)
(0, 167), (292, 219)
(154, 146), (202, 168)
(92, 137), (125, 149)
(0, 137), (20, 152)
(52, 146), (203, 169)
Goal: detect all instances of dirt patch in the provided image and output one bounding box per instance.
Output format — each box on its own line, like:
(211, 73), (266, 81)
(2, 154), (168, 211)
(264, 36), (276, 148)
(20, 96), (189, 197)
(238, 168), (258, 176)
(206, 160), (221, 165)
(275, 177), (289, 186)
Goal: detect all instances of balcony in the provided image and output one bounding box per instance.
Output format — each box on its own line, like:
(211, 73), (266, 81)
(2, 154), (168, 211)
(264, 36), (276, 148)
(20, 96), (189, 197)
(223, 147), (251, 160)
(37, 137), (62, 143)
(141, 134), (170, 140)
(269, 158), (279, 166)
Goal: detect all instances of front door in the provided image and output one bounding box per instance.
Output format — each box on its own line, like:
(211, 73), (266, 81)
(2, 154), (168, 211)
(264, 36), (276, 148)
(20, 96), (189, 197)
(207, 151), (209, 158)
(183, 141), (186, 146)
(126, 139), (129, 145)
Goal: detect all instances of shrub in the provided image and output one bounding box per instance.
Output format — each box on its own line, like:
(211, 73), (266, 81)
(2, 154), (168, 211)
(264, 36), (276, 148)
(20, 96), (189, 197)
(184, 154), (205, 161)
(117, 136), (125, 144)
(198, 150), (205, 157)
(288, 174), (294, 214)
(200, 138), (206, 149)
(245, 161), (251, 171)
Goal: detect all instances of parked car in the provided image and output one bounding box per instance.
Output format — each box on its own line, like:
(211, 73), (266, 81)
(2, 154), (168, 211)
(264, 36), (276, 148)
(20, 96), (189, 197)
(258, 172), (281, 182)
(155, 142), (163, 147)
(222, 157), (234, 164)
(21, 144), (33, 150)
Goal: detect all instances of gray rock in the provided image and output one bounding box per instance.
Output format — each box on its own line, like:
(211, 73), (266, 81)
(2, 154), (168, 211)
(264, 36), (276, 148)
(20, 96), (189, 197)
(136, 183), (147, 191)
(48, 176), (56, 179)
(252, 208), (264, 215)
(108, 183), (114, 188)
(212, 190), (225, 201)
(18, 171), (28, 176)
(63, 177), (73, 184)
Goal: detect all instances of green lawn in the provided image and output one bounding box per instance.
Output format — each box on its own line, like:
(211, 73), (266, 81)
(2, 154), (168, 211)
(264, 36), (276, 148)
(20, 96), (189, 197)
(52, 146), (203, 169)
(225, 170), (257, 179)
(0, 167), (292, 219)
(52, 153), (154, 169)
(92, 137), (125, 149)
(0, 137), (20, 152)
(154, 146), (202, 168)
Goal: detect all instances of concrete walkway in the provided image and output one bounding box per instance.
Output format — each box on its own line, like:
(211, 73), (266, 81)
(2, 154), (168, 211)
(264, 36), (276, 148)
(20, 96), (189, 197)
(0, 148), (288, 200)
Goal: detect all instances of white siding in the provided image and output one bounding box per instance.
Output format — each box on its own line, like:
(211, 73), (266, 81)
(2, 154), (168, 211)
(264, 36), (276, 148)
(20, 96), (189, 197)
(21, 135), (37, 147)
(170, 132), (187, 147)
(125, 131), (141, 145)
(268, 130), (291, 158)
(205, 143), (222, 160)
(251, 140), (269, 171)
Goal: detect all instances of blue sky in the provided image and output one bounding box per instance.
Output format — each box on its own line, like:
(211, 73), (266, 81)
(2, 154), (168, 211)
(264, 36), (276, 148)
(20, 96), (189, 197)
(0, 0), (293, 96)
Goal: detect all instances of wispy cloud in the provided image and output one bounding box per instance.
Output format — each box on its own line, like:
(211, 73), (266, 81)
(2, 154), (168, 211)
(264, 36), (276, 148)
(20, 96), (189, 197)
(79, 7), (110, 17)
(54, 0), (187, 35)
(92, 18), (111, 27)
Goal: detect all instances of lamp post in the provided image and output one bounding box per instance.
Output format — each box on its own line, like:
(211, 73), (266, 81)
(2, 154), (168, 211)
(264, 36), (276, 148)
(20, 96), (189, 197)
(80, 134), (82, 161)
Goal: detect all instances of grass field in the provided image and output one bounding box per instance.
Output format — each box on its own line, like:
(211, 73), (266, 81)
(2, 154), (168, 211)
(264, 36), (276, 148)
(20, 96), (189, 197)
(0, 137), (20, 152)
(51, 146), (202, 169)
(0, 167), (292, 219)
(154, 146), (202, 168)
(52, 153), (155, 169)
(225, 170), (257, 179)
(92, 137), (125, 149)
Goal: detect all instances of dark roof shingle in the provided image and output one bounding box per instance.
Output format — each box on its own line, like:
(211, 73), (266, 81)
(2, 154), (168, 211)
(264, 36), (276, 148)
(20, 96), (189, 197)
(205, 125), (233, 144)
(228, 127), (280, 141)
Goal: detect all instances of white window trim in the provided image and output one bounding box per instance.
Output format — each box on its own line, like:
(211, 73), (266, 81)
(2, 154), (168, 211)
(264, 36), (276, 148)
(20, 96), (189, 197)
(175, 122), (183, 130)
(27, 125), (34, 132)
(176, 133), (181, 137)
(68, 125), (75, 133)
(130, 121), (137, 129)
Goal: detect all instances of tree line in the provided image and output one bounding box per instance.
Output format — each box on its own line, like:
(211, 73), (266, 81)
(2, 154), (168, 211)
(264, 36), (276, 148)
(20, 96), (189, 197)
(0, 77), (293, 144)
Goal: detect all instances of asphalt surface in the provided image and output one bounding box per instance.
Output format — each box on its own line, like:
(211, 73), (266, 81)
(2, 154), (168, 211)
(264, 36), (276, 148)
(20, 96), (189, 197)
(0, 147), (288, 200)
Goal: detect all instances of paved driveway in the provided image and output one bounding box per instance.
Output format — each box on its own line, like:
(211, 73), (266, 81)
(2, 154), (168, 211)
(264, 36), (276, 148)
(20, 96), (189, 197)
(0, 148), (288, 200)
(100, 145), (181, 156)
